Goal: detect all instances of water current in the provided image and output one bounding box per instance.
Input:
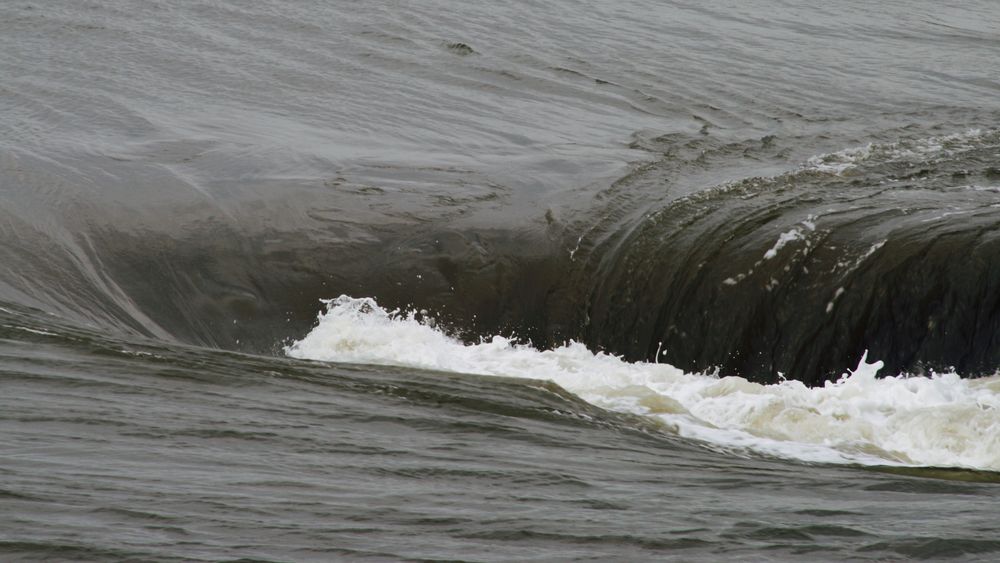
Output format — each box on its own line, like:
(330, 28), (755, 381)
(3, 0), (1000, 560)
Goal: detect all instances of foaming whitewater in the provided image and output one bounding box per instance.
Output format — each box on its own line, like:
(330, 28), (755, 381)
(804, 128), (994, 175)
(287, 296), (1000, 472)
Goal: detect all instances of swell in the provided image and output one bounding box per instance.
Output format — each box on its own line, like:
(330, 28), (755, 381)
(5, 1), (1000, 385)
(4, 128), (1000, 386)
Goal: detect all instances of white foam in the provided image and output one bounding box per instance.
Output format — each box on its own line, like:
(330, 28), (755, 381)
(286, 296), (1000, 472)
(805, 128), (992, 175)
(763, 228), (805, 260)
(3, 324), (59, 337)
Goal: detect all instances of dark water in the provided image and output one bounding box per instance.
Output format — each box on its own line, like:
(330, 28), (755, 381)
(3, 0), (1000, 560)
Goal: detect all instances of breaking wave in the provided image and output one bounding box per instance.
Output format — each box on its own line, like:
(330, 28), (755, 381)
(287, 296), (1000, 472)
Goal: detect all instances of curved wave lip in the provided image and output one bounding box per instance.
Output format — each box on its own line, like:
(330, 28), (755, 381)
(573, 127), (1000, 385)
(286, 296), (1000, 473)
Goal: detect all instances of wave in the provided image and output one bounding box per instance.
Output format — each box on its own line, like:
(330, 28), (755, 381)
(287, 296), (1000, 472)
(4, 0), (1000, 389)
(3, 127), (999, 386)
(565, 127), (1000, 384)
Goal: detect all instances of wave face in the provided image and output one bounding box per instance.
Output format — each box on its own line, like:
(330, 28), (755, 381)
(7, 127), (999, 385)
(568, 129), (1000, 383)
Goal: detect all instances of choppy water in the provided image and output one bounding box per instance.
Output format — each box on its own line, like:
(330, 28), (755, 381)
(3, 0), (1000, 560)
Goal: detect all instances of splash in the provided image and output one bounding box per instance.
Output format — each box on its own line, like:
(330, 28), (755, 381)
(286, 296), (1000, 471)
(805, 128), (994, 175)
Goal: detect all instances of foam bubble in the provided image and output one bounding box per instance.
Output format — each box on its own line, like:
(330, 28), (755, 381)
(805, 128), (993, 175)
(286, 296), (1000, 471)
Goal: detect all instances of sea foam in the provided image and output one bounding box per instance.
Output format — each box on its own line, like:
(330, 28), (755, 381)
(804, 128), (992, 175)
(286, 296), (1000, 472)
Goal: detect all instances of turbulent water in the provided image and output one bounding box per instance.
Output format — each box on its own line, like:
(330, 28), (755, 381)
(4, 0), (1000, 560)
